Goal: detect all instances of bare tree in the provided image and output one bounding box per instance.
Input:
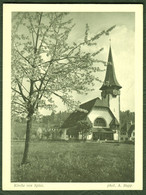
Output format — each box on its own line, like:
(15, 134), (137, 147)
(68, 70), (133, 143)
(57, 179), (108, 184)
(12, 12), (115, 164)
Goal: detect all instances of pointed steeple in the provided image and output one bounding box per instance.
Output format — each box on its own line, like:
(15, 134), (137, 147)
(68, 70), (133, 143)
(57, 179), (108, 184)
(100, 45), (122, 90)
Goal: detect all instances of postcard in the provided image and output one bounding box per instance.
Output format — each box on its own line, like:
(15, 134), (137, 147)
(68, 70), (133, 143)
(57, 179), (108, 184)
(3, 4), (143, 190)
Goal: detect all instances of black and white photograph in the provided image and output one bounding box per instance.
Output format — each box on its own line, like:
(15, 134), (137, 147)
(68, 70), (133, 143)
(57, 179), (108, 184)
(3, 4), (143, 190)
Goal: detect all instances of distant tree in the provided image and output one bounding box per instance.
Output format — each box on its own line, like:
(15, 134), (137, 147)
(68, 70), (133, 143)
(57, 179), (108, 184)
(120, 110), (135, 128)
(12, 12), (115, 164)
(42, 115), (50, 124)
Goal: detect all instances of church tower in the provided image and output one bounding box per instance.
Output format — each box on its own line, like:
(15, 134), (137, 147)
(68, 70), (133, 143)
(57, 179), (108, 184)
(100, 45), (122, 122)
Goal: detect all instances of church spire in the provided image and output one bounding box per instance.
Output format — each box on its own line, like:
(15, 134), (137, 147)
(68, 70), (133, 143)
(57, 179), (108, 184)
(100, 45), (122, 90)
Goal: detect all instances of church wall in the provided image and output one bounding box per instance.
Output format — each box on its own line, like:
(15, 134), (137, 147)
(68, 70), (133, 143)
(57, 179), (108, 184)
(113, 130), (119, 141)
(87, 134), (92, 140)
(109, 94), (120, 122)
(87, 107), (113, 128)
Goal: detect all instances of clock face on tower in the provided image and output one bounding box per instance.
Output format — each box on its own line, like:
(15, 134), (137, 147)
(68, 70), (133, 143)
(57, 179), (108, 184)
(113, 89), (119, 96)
(101, 91), (106, 98)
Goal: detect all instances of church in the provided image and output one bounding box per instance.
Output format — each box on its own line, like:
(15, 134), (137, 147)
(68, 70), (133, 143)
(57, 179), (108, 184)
(61, 45), (122, 141)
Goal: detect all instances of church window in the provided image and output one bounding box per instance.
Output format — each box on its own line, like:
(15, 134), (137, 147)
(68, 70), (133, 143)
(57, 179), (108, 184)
(94, 118), (106, 127)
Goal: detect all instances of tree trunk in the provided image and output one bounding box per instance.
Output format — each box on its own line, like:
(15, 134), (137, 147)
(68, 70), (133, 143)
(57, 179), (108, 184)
(82, 131), (84, 140)
(21, 113), (33, 165)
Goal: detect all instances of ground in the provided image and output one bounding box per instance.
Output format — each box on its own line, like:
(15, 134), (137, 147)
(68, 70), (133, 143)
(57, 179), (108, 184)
(11, 141), (134, 182)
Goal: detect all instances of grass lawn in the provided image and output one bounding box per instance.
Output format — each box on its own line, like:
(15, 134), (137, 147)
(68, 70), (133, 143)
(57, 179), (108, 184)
(11, 141), (134, 182)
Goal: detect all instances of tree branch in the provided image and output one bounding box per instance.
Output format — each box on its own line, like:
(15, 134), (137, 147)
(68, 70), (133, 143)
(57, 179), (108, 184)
(17, 83), (28, 102)
(31, 31), (35, 49)
(14, 47), (31, 65)
(52, 91), (64, 101)
(12, 101), (26, 109)
(37, 13), (63, 55)
(11, 87), (23, 96)
(39, 56), (76, 66)
(38, 78), (51, 100)
(34, 12), (43, 54)
(12, 110), (26, 114)
(16, 79), (30, 94)
(28, 14), (37, 35)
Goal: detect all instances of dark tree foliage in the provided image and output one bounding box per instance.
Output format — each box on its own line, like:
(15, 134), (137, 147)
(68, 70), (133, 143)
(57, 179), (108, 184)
(120, 110), (135, 132)
(76, 119), (92, 140)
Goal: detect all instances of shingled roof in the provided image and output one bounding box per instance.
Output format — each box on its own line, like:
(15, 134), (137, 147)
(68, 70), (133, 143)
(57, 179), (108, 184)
(61, 97), (117, 128)
(61, 98), (98, 128)
(80, 97), (99, 111)
(100, 46), (122, 90)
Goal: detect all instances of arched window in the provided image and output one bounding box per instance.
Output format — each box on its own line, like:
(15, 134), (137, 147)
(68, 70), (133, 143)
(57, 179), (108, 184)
(94, 118), (106, 127)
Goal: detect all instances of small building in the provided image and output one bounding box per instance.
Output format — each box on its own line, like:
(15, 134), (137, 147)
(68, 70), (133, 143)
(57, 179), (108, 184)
(61, 45), (122, 141)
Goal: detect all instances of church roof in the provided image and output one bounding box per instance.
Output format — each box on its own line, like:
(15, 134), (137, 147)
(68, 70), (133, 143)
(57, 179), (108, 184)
(61, 98), (98, 128)
(61, 97), (118, 128)
(100, 46), (122, 90)
(80, 97), (99, 111)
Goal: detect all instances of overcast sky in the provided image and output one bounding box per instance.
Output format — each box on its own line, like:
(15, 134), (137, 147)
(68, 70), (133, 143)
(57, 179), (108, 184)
(40, 12), (135, 115)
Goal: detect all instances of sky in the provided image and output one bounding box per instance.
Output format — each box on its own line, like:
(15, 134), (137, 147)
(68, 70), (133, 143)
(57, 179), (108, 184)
(41, 12), (135, 115)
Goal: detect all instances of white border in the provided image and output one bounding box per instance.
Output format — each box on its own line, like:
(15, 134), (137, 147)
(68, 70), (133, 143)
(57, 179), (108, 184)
(3, 4), (143, 191)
